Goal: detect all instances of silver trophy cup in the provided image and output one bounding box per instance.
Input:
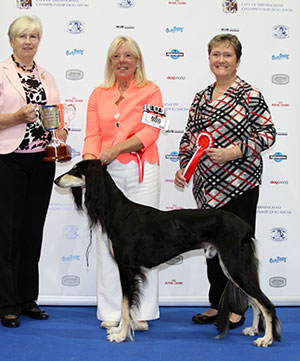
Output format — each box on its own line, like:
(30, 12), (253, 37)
(41, 104), (72, 162)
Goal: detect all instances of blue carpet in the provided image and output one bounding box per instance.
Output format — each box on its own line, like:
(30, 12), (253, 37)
(0, 306), (299, 361)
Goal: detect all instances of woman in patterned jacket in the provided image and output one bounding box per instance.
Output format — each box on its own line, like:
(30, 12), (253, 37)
(0, 15), (67, 328)
(175, 34), (276, 328)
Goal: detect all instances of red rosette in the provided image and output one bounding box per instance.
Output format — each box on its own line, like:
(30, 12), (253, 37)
(183, 131), (214, 183)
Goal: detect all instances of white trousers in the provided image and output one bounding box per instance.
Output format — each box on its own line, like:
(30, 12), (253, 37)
(96, 160), (160, 321)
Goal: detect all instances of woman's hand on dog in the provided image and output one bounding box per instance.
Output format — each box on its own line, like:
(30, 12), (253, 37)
(99, 146), (120, 165)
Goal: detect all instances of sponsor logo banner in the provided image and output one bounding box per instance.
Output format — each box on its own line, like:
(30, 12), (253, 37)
(273, 25), (289, 39)
(271, 228), (287, 242)
(67, 20), (84, 34)
(66, 69), (84, 80)
(272, 74), (289, 85)
(62, 275), (80, 287)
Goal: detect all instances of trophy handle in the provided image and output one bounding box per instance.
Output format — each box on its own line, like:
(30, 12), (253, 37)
(57, 103), (76, 130)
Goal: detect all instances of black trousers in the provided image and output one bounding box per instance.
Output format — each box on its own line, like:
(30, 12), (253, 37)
(0, 152), (55, 316)
(207, 186), (259, 310)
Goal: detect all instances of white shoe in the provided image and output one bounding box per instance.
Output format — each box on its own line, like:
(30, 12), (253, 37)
(100, 321), (119, 329)
(133, 321), (149, 331)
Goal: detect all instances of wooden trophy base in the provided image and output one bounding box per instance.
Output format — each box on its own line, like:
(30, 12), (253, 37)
(43, 144), (72, 163)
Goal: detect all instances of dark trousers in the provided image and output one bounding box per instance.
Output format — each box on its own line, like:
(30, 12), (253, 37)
(0, 152), (55, 316)
(207, 186), (259, 310)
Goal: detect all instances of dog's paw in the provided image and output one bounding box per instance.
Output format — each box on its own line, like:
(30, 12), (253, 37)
(107, 325), (122, 335)
(106, 324), (133, 343)
(253, 336), (273, 347)
(107, 332), (127, 343)
(242, 326), (259, 336)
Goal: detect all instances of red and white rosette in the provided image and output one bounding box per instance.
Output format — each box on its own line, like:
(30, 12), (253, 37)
(183, 131), (214, 183)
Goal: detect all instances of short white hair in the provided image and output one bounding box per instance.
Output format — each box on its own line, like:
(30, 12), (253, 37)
(8, 15), (43, 41)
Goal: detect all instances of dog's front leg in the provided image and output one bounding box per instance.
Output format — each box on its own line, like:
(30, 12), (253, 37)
(107, 296), (133, 342)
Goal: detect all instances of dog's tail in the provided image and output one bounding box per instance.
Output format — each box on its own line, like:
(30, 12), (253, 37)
(215, 280), (249, 339)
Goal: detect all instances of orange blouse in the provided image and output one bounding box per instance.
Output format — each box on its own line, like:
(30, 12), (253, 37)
(83, 80), (163, 165)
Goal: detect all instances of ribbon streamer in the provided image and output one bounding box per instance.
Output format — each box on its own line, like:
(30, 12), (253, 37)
(183, 131), (214, 183)
(131, 151), (144, 183)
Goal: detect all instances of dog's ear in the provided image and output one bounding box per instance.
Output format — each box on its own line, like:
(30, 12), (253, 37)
(71, 187), (83, 210)
(84, 160), (108, 228)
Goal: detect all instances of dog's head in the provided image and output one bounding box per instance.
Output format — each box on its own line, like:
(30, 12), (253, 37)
(54, 160), (107, 223)
(54, 160), (89, 188)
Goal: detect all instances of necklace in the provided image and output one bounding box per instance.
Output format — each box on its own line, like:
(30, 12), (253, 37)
(115, 94), (124, 106)
(11, 54), (36, 73)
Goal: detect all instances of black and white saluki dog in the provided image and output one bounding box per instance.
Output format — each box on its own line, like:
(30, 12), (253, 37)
(54, 159), (281, 347)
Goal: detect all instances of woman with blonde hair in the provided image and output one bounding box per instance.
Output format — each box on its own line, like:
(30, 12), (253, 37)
(83, 36), (164, 331)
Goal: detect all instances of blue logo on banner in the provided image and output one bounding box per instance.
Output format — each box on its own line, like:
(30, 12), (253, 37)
(271, 228), (287, 242)
(63, 225), (80, 240)
(166, 26), (184, 33)
(66, 49), (84, 56)
(269, 152), (287, 163)
(273, 25), (289, 39)
(272, 53), (289, 60)
(269, 256), (287, 264)
(118, 0), (134, 8)
(62, 255), (80, 262)
(71, 148), (81, 159)
(166, 49), (184, 60)
(67, 20), (84, 34)
(165, 151), (179, 162)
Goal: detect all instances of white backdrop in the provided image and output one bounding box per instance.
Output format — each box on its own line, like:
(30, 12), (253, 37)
(0, 0), (299, 306)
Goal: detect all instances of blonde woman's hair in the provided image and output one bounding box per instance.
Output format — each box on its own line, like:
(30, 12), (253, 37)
(208, 33), (242, 60)
(102, 35), (147, 88)
(8, 15), (43, 41)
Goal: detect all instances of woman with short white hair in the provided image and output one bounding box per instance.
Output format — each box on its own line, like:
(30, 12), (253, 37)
(0, 15), (67, 328)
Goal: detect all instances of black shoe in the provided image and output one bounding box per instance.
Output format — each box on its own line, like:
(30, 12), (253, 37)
(22, 308), (49, 320)
(214, 315), (245, 330)
(1, 315), (20, 328)
(192, 313), (218, 324)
